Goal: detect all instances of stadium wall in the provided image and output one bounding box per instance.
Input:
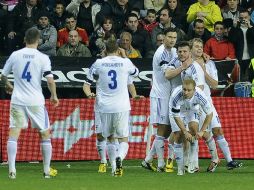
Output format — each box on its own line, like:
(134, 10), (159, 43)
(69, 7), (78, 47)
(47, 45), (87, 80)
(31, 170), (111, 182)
(0, 97), (254, 161)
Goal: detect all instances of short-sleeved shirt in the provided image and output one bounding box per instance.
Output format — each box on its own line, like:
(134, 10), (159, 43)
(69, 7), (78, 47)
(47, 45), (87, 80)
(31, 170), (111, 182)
(181, 61), (205, 87)
(169, 86), (213, 117)
(150, 44), (179, 99)
(86, 55), (138, 113)
(204, 60), (218, 100)
(2, 47), (53, 106)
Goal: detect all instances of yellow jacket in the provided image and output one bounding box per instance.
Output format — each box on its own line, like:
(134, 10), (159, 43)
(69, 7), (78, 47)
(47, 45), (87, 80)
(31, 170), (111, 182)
(187, 1), (222, 32)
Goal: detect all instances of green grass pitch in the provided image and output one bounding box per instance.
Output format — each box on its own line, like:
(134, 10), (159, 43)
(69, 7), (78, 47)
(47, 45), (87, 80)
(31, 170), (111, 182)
(1, 159), (253, 190)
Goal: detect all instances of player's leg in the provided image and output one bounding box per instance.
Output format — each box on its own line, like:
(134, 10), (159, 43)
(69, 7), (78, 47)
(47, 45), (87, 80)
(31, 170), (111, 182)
(114, 111), (130, 176)
(212, 127), (243, 169)
(166, 132), (174, 172)
(8, 104), (28, 179)
(211, 108), (242, 169)
(101, 113), (117, 175)
(170, 117), (185, 175)
(95, 111), (107, 172)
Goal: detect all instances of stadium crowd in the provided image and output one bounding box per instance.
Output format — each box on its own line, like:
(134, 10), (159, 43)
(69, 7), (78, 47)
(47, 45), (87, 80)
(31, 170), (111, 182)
(0, 0), (254, 81)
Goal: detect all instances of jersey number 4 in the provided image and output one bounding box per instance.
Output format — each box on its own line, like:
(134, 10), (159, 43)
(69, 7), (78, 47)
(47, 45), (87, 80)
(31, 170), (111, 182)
(108, 70), (117, 89)
(22, 61), (32, 82)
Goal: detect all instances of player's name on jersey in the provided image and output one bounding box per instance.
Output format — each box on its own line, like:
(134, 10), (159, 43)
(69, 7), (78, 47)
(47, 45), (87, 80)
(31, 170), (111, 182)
(102, 63), (123, 67)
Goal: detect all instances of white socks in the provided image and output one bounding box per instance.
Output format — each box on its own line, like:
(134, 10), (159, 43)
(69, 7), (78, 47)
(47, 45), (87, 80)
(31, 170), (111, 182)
(145, 140), (156, 163)
(174, 143), (184, 171)
(118, 142), (129, 161)
(154, 136), (165, 168)
(96, 140), (107, 164)
(107, 142), (117, 172)
(7, 137), (17, 173)
(216, 135), (232, 163)
(168, 143), (174, 160)
(41, 139), (52, 174)
(189, 140), (198, 167)
(206, 135), (219, 162)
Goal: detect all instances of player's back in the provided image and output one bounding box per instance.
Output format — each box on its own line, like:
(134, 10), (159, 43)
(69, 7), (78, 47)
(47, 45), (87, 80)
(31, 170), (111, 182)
(6, 48), (51, 106)
(150, 44), (178, 98)
(94, 56), (137, 113)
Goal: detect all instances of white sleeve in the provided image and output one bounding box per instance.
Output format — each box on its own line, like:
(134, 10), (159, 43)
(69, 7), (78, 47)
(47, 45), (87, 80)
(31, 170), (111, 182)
(2, 54), (15, 76)
(127, 59), (139, 77)
(86, 61), (98, 84)
(42, 56), (53, 78)
(206, 60), (218, 82)
(194, 64), (205, 86)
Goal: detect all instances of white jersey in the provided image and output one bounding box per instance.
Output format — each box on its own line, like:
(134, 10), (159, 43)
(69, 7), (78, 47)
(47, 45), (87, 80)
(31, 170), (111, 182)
(169, 86), (213, 117)
(181, 61), (205, 87)
(150, 44), (179, 99)
(204, 60), (218, 101)
(87, 55), (138, 113)
(2, 47), (52, 106)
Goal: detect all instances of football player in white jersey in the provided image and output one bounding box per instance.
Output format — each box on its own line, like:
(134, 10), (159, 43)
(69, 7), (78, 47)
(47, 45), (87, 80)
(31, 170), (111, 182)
(83, 35), (139, 177)
(190, 38), (243, 171)
(83, 75), (142, 173)
(142, 28), (188, 172)
(169, 78), (213, 175)
(1, 28), (59, 179)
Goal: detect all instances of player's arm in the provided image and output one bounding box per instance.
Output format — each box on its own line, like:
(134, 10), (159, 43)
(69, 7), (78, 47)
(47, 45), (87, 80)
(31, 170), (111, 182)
(204, 69), (218, 89)
(196, 111), (213, 139)
(0, 74), (13, 94)
(127, 83), (144, 99)
(83, 82), (96, 98)
(164, 66), (185, 80)
(173, 115), (192, 142)
(46, 76), (59, 107)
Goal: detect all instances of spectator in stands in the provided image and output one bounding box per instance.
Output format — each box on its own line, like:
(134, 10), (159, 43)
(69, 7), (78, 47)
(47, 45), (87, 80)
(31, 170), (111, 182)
(119, 31), (142, 58)
(33, 11), (57, 56)
(151, 7), (186, 48)
(89, 16), (115, 57)
(187, 19), (211, 44)
(42, 0), (55, 11)
(144, 0), (166, 12)
(0, 4), (7, 55)
(57, 30), (92, 57)
(6, 0), (48, 54)
(222, 0), (243, 27)
(162, 0), (187, 31)
(155, 32), (165, 49)
(187, 0), (223, 32)
(204, 21), (236, 60)
(57, 14), (89, 47)
(141, 9), (158, 34)
(121, 13), (154, 58)
(96, 0), (132, 35)
(51, 1), (68, 31)
(66, 0), (101, 36)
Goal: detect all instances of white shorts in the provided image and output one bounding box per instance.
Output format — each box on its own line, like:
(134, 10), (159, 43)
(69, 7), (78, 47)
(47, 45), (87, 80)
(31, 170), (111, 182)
(100, 111), (130, 138)
(150, 97), (170, 125)
(94, 111), (102, 134)
(10, 104), (50, 132)
(170, 110), (200, 132)
(199, 104), (221, 131)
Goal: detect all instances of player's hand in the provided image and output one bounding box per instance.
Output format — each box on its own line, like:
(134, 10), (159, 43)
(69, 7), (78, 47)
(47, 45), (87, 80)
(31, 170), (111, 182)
(5, 83), (13, 94)
(87, 93), (96, 99)
(184, 131), (193, 142)
(117, 48), (127, 58)
(8, 32), (16, 39)
(133, 95), (144, 100)
(196, 131), (205, 139)
(50, 96), (59, 107)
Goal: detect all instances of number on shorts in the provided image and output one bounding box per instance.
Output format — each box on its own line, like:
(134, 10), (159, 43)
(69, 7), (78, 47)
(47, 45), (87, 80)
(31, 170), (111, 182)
(22, 61), (32, 82)
(108, 70), (117, 89)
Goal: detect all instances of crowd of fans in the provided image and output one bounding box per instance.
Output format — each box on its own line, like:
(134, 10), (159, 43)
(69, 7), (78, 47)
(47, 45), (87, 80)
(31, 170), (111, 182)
(0, 0), (254, 80)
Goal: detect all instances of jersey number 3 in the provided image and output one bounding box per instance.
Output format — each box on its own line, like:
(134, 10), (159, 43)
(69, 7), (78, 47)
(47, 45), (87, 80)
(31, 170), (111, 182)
(108, 70), (117, 89)
(22, 61), (32, 82)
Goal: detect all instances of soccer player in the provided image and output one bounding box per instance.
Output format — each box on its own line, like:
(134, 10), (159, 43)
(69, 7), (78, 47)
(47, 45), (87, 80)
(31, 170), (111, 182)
(1, 27), (59, 179)
(83, 35), (139, 177)
(190, 38), (243, 171)
(83, 77), (142, 173)
(169, 78), (213, 175)
(142, 28), (186, 172)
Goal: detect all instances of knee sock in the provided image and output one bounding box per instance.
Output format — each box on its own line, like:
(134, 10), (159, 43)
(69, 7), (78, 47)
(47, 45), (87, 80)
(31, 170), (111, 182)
(174, 143), (184, 171)
(41, 139), (52, 174)
(96, 139), (107, 164)
(216, 135), (232, 163)
(7, 137), (17, 173)
(168, 143), (175, 160)
(154, 135), (165, 168)
(118, 142), (129, 161)
(206, 135), (219, 162)
(145, 139), (156, 163)
(107, 142), (117, 173)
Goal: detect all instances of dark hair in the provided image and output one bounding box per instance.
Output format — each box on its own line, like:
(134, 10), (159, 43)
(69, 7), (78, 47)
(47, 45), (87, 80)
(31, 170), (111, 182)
(239, 9), (250, 15)
(164, 27), (177, 35)
(131, 7), (140, 15)
(65, 13), (76, 20)
(159, 7), (173, 17)
(24, 27), (40, 44)
(147, 9), (157, 15)
(101, 16), (114, 31)
(126, 13), (139, 22)
(176, 41), (190, 50)
(193, 19), (204, 27)
(214, 21), (224, 29)
(105, 34), (118, 53)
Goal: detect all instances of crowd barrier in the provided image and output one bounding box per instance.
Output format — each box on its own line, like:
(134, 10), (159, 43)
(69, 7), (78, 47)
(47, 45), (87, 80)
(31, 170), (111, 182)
(1, 97), (254, 161)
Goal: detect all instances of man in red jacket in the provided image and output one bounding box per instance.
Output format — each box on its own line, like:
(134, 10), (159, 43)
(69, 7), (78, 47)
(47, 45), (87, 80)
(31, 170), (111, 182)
(57, 14), (89, 47)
